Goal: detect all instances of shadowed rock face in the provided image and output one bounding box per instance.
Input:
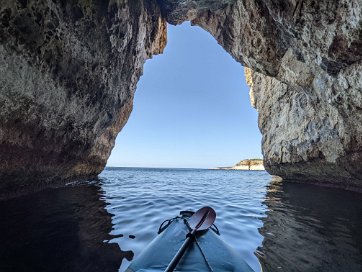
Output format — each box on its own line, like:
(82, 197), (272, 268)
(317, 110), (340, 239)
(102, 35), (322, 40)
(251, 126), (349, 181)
(0, 0), (166, 191)
(0, 0), (361, 191)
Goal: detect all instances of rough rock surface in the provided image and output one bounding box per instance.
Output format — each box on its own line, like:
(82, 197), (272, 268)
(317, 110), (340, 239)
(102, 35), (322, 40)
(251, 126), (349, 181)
(248, 66), (362, 188)
(159, 0), (362, 188)
(157, 0), (236, 24)
(0, 0), (166, 192)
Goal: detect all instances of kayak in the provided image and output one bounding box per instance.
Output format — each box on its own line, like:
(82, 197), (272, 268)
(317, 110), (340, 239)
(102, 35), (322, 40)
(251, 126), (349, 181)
(126, 210), (256, 272)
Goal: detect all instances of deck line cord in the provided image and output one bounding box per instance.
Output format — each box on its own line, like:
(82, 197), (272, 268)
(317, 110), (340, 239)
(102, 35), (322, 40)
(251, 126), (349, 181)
(184, 219), (214, 272)
(194, 237), (214, 272)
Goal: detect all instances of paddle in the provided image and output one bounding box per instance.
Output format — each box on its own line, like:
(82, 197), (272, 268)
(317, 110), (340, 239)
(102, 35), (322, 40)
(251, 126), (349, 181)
(164, 206), (216, 272)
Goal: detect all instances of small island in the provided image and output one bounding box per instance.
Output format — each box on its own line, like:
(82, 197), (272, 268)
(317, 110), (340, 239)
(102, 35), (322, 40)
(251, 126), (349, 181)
(213, 159), (265, 171)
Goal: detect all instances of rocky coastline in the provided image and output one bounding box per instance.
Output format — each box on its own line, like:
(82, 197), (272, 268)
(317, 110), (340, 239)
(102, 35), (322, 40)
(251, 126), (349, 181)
(214, 159), (265, 171)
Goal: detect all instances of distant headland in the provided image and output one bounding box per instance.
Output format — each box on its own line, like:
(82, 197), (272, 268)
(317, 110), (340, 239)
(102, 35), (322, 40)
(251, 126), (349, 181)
(213, 159), (265, 171)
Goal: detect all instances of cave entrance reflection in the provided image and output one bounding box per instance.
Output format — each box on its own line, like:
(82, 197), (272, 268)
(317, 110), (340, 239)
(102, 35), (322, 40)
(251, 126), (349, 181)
(107, 22), (262, 169)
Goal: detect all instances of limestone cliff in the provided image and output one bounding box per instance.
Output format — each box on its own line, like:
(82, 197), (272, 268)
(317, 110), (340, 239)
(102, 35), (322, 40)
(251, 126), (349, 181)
(1, 0), (361, 192)
(0, 0), (166, 191)
(215, 159), (265, 171)
(234, 159), (265, 171)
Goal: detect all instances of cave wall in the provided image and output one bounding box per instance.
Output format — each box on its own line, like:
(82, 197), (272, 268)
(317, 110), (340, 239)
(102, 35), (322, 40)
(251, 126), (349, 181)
(0, 0), (166, 191)
(0, 0), (361, 191)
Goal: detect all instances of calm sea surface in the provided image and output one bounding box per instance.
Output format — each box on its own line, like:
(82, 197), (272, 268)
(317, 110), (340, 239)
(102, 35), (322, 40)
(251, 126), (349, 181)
(0, 168), (361, 271)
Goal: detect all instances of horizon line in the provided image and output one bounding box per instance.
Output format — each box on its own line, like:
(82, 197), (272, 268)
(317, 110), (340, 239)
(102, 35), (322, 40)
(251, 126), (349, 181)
(105, 165), (209, 169)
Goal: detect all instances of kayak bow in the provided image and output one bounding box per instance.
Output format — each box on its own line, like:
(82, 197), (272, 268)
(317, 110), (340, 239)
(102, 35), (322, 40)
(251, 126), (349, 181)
(165, 207), (216, 272)
(126, 208), (255, 272)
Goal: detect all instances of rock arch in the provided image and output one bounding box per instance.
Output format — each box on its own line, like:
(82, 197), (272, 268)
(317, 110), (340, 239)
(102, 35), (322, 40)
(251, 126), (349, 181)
(0, 0), (361, 193)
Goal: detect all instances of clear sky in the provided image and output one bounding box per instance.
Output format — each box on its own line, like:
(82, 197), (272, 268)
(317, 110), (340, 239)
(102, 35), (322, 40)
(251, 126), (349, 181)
(106, 22), (262, 168)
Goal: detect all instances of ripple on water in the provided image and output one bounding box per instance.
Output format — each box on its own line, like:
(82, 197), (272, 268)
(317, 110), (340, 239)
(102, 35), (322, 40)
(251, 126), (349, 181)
(100, 168), (269, 271)
(1, 168), (360, 272)
(100, 168), (362, 272)
(257, 180), (362, 272)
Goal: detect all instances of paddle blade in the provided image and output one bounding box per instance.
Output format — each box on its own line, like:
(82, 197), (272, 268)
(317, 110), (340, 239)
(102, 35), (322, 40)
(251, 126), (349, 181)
(188, 206), (216, 231)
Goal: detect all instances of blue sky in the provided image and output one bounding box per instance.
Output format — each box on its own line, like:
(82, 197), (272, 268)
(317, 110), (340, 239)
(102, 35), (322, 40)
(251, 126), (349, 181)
(106, 22), (262, 168)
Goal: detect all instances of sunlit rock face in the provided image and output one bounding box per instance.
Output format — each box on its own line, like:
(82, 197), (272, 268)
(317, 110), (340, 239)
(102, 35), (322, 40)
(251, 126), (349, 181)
(249, 67), (362, 188)
(0, 0), (166, 191)
(160, 0), (362, 188)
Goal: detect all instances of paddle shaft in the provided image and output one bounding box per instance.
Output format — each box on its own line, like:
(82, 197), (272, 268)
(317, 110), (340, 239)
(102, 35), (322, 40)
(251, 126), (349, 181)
(164, 207), (216, 272)
(164, 229), (196, 272)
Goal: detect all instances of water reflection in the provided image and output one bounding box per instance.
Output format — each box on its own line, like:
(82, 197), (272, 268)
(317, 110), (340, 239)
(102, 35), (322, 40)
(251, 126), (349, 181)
(1, 170), (361, 272)
(0, 183), (127, 272)
(258, 178), (362, 272)
(100, 168), (270, 271)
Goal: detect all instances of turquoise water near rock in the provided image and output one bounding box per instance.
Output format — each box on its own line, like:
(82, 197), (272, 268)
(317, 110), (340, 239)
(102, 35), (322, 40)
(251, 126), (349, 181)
(0, 167), (361, 271)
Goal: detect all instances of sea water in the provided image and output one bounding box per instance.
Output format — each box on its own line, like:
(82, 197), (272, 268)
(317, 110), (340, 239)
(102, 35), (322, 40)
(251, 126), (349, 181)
(0, 168), (361, 272)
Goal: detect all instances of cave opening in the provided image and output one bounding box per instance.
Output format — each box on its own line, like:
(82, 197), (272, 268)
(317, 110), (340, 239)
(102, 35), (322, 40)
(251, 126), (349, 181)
(107, 22), (262, 169)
